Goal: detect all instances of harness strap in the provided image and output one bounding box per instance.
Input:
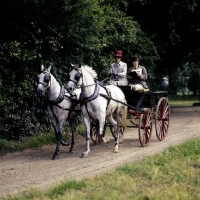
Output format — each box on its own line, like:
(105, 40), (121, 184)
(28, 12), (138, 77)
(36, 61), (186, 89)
(99, 83), (111, 109)
(80, 83), (100, 122)
(48, 85), (80, 119)
(81, 83), (100, 104)
(48, 84), (65, 105)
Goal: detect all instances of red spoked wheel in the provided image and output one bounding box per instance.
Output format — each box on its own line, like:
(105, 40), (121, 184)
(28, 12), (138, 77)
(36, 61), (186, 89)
(90, 121), (106, 144)
(110, 125), (125, 140)
(155, 97), (170, 141)
(138, 108), (153, 147)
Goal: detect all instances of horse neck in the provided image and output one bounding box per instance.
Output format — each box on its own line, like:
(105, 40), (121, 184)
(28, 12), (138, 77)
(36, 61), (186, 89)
(48, 75), (61, 101)
(81, 71), (96, 97)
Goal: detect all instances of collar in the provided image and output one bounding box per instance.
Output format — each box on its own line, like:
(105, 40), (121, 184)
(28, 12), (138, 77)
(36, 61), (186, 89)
(117, 61), (123, 65)
(133, 65), (139, 69)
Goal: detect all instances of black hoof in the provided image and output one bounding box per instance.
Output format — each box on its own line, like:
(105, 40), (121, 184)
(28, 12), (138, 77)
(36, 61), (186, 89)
(69, 146), (74, 153)
(61, 140), (70, 146)
(52, 154), (59, 160)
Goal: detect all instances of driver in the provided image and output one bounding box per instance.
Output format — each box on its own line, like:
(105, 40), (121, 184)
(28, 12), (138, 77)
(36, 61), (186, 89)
(108, 50), (128, 86)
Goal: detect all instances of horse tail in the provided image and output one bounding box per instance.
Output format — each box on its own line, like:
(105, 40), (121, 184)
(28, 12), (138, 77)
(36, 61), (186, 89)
(121, 100), (127, 129)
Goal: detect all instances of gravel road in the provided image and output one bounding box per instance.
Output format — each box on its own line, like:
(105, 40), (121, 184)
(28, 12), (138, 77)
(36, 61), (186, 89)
(0, 106), (200, 197)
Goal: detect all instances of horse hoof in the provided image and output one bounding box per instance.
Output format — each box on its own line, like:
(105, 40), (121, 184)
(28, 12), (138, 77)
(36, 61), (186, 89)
(61, 141), (70, 146)
(69, 146), (74, 153)
(119, 139), (123, 144)
(52, 154), (59, 160)
(102, 137), (109, 143)
(113, 144), (119, 153)
(80, 152), (88, 158)
(113, 149), (119, 153)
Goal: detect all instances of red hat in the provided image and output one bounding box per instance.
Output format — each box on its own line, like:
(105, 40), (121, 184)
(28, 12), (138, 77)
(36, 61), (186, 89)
(114, 50), (123, 57)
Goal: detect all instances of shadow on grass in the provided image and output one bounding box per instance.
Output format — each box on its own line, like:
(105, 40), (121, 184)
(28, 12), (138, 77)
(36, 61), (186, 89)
(192, 102), (200, 106)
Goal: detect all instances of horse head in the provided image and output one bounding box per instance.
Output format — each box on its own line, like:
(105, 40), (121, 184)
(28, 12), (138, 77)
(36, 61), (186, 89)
(36, 65), (52, 96)
(66, 63), (82, 93)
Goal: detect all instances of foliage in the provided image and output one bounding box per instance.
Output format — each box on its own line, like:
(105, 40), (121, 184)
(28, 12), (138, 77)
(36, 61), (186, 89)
(126, 0), (200, 96)
(0, 0), (158, 140)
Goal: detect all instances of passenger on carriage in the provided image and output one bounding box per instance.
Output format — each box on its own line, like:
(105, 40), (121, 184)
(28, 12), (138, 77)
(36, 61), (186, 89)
(108, 50), (128, 86)
(127, 55), (149, 111)
(127, 55), (148, 91)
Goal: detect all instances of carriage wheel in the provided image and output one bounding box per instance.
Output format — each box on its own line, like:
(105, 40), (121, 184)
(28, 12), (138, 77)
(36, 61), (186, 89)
(90, 121), (106, 144)
(110, 125), (125, 139)
(138, 108), (152, 147)
(155, 97), (170, 141)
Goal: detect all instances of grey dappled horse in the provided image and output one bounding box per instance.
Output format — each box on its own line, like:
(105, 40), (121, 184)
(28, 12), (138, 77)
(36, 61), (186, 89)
(36, 65), (81, 160)
(66, 63), (127, 158)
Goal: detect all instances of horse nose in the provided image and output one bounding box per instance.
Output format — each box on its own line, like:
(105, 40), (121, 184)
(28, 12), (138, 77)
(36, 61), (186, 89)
(36, 88), (43, 96)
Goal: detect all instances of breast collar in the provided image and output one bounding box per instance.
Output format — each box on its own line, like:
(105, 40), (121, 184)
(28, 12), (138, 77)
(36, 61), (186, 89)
(48, 84), (65, 105)
(81, 82), (100, 104)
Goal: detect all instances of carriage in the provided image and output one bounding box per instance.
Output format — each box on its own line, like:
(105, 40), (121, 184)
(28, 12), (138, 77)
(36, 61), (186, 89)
(36, 64), (170, 159)
(66, 63), (170, 158)
(90, 77), (170, 147)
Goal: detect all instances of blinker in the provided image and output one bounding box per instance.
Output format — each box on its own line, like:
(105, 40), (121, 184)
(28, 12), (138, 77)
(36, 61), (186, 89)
(75, 71), (81, 81)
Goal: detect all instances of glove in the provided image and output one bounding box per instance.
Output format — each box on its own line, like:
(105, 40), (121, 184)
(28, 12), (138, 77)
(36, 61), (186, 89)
(108, 73), (113, 77)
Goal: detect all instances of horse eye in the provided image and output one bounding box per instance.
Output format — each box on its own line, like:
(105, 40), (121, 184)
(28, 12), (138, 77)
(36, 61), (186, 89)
(44, 75), (50, 83)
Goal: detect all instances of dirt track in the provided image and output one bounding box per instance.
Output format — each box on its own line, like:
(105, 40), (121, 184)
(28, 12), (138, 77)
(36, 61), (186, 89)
(0, 106), (200, 197)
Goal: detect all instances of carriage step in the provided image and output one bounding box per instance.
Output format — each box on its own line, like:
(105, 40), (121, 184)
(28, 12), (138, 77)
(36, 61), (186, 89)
(128, 110), (141, 116)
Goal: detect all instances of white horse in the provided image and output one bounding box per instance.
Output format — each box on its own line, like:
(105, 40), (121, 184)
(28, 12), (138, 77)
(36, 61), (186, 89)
(36, 65), (81, 160)
(66, 63), (127, 158)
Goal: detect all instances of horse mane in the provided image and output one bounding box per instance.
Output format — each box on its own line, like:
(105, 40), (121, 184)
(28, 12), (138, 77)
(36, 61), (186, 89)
(81, 65), (98, 79)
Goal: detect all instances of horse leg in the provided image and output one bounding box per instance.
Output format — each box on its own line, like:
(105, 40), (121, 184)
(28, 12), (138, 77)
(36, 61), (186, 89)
(106, 113), (117, 139)
(113, 108), (123, 153)
(113, 124), (120, 153)
(98, 117), (109, 143)
(52, 127), (62, 160)
(81, 111), (91, 158)
(52, 119), (65, 160)
(68, 119), (76, 153)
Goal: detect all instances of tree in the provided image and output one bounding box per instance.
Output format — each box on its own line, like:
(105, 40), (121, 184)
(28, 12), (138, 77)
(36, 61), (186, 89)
(126, 0), (200, 93)
(0, 0), (158, 139)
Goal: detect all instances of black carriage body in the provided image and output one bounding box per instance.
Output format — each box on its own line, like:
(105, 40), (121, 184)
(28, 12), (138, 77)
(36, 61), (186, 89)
(117, 86), (168, 109)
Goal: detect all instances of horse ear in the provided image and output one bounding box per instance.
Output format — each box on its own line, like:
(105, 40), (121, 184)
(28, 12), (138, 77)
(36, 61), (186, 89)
(41, 65), (44, 71)
(48, 65), (51, 72)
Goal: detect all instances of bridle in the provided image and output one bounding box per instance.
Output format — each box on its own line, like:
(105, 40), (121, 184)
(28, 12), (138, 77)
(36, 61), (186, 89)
(37, 70), (51, 91)
(37, 70), (80, 113)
